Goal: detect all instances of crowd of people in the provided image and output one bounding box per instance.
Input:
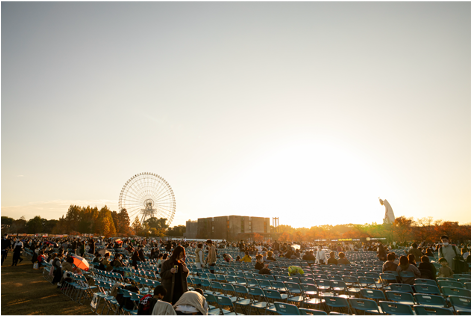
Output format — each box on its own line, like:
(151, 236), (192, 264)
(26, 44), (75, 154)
(1, 232), (470, 315)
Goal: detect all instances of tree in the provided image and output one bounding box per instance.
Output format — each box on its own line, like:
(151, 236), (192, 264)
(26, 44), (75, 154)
(1, 216), (14, 226)
(117, 209), (131, 234)
(132, 217), (142, 235)
(392, 216), (415, 243)
(26, 216), (43, 234)
(11, 217), (27, 233)
(96, 206), (116, 237)
(145, 217), (168, 230)
(167, 225), (186, 237)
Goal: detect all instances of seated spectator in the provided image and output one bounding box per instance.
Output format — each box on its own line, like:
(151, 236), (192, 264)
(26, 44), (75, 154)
(173, 290), (208, 315)
(37, 250), (46, 268)
(438, 257), (454, 278)
(112, 253), (124, 269)
(302, 250), (316, 262)
(93, 253), (102, 263)
(396, 255), (421, 285)
(265, 251), (277, 261)
(408, 254), (417, 266)
(382, 253), (398, 272)
(418, 255), (436, 280)
(241, 252), (252, 262)
(327, 252), (338, 265)
(337, 252), (350, 265)
(149, 285), (176, 315)
(235, 256), (241, 262)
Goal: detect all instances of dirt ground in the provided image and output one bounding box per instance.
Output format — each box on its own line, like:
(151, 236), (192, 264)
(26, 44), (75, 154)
(1, 252), (93, 315)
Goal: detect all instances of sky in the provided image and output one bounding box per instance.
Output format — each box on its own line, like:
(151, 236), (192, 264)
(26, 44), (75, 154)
(1, 2), (471, 229)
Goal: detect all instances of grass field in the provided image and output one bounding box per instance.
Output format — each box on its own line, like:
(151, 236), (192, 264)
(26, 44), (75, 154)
(1, 252), (92, 315)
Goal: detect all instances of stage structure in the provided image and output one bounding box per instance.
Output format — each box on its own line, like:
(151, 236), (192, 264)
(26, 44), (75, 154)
(118, 172), (176, 225)
(379, 198), (395, 224)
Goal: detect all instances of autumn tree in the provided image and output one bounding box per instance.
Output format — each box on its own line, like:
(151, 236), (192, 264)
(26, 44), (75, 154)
(132, 217), (142, 235)
(26, 216), (43, 233)
(392, 216), (415, 242)
(167, 225), (186, 237)
(95, 206), (116, 237)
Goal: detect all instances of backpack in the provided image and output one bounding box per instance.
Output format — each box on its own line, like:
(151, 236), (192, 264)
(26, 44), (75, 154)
(137, 294), (157, 315)
(440, 246), (466, 273)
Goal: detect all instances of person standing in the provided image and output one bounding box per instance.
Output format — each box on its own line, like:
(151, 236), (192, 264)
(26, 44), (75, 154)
(12, 238), (24, 266)
(160, 246), (189, 305)
(1, 234), (11, 266)
(205, 240), (217, 274)
(438, 236), (461, 272)
(195, 243), (204, 269)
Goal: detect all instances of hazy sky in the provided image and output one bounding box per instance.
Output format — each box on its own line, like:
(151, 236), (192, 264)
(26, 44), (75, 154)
(2, 2), (470, 228)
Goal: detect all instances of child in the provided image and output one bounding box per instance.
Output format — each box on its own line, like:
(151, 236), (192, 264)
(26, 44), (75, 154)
(438, 257), (454, 278)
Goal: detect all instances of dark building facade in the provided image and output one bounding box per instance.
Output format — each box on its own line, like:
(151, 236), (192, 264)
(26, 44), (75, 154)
(196, 215), (270, 241)
(183, 220), (198, 239)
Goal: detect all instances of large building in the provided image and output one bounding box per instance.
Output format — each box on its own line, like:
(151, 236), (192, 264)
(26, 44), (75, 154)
(184, 215), (270, 241)
(183, 220), (198, 239)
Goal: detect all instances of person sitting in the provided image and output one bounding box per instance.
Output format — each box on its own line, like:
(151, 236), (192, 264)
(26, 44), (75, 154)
(337, 252), (350, 265)
(112, 253), (124, 270)
(438, 257), (454, 278)
(408, 254), (417, 266)
(173, 290), (208, 315)
(148, 285), (176, 315)
(93, 253), (102, 263)
(327, 252), (338, 265)
(303, 250), (316, 260)
(241, 252), (252, 262)
(235, 256), (241, 262)
(265, 251), (277, 262)
(382, 253), (398, 272)
(418, 255), (436, 280)
(396, 255), (421, 285)
(408, 243), (423, 263)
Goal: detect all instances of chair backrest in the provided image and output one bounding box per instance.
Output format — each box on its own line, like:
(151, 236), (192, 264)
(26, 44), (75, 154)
(348, 298), (379, 313)
(441, 286), (471, 297)
(360, 288), (386, 300)
(413, 305), (454, 315)
(379, 301), (414, 315)
(216, 295), (234, 308)
(389, 283), (414, 293)
(298, 308), (328, 315)
(324, 296), (349, 308)
(413, 293), (446, 307)
(438, 280), (464, 289)
(449, 295), (471, 312)
(274, 302), (301, 315)
(386, 291), (415, 304)
(413, 284), (441, 295)
(414, 278), (437, 286)
(233, 284), (248, 295)
(263, 289), (283, 300)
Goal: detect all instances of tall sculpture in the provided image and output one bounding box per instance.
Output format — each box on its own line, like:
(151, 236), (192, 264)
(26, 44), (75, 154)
(379, 198), (395, 224)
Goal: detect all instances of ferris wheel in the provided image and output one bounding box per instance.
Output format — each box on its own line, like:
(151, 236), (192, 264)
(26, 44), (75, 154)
(118, 172), (176, 225)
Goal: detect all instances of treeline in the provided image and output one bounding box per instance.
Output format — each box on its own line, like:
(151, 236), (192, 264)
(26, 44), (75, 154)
(1, 205), (186, 238)
(272, 216), (471, 243)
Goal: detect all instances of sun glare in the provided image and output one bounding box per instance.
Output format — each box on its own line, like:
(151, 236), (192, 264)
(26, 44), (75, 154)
(229, 141), (386, 227)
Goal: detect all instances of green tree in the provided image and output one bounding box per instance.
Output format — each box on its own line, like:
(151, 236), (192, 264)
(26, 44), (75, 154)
(167, 225), (186, 236)
(11, 216), (27, 233)
(145, 217), (169, 230)
(26, 216), (43, 233)
(1, 216), (14, 226)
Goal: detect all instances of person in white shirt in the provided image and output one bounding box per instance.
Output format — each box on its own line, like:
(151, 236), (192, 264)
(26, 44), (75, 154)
(315, 247), (327, 264)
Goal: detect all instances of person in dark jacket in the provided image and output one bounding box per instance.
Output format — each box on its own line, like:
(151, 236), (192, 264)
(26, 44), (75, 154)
(160, 245), (189, 305)
(88, 239), (95, 255)
(418, 255), (437, 280)
(1, 235), (11, 266)
(131, 249), (141, 269)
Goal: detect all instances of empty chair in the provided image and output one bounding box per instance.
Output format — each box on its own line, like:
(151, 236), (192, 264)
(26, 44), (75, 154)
(359, 288), (386, 301)
(385, 291), (415, 305)
(441, 286), (471, 298)
(274, 302), (301, 315)
(413, 293), (447, 308)
(299, 308), (328, 315)
(413, 305), (454, 315)
(415, 278), (438, 286)
(413, 284), (441, 295)
(379, 301), (414, 315)
(324, 297), (351, 314)
(216, 295), (241, 315)
(348, 298), (381, 314)
(389, 283), (414, 293)
(449, 295), (471, 314)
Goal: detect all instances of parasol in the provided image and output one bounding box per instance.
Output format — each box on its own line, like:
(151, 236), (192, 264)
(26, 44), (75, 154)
(72, 254), (90, 271)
